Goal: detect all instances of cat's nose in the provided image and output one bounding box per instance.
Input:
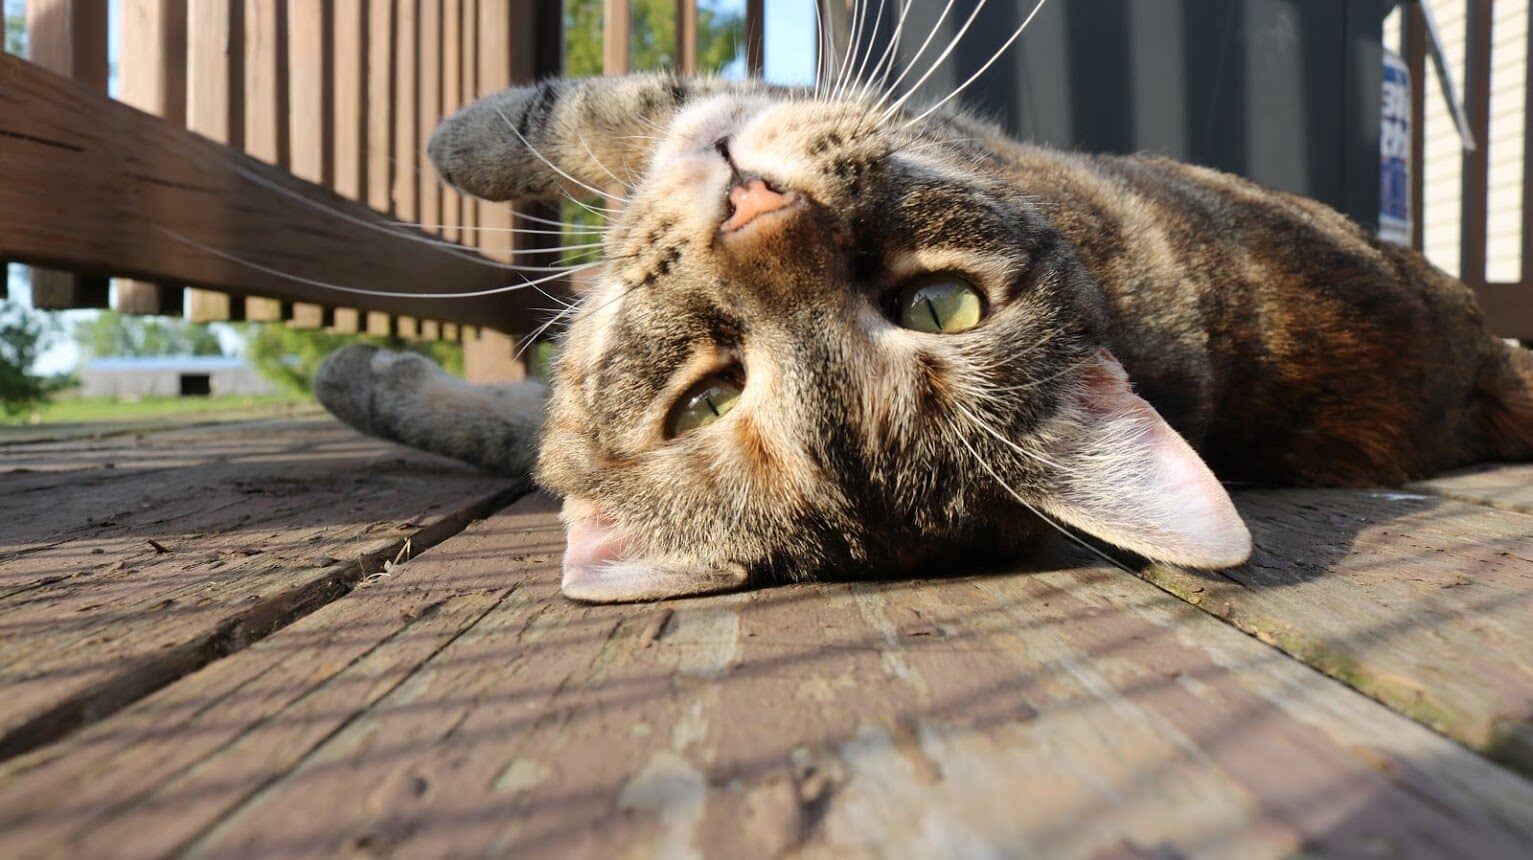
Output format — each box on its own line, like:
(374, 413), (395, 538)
(722, 178), (802, 235)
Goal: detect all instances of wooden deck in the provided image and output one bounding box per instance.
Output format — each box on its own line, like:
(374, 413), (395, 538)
(1, 419), (1532, 858)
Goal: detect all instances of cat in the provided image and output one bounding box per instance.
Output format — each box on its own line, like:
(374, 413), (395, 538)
(315, 72), (1533, 603)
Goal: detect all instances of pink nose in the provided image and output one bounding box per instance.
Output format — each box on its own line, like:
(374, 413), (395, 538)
(722, 179), (799, 233)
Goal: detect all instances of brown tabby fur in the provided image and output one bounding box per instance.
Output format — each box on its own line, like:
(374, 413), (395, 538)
(316, 73), (1533, 601)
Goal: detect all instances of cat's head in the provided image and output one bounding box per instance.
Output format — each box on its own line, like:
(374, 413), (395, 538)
(430, 76), (1250, 602)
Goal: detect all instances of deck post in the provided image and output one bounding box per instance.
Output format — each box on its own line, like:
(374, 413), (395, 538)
(23, 0), (111, 310)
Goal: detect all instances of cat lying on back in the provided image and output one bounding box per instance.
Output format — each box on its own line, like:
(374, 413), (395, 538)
(316, 73), (1533, 603)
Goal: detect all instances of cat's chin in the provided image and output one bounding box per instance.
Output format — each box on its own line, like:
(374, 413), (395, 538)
(561, 559), (750, 604)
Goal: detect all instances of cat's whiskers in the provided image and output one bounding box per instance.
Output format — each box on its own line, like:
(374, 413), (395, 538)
(578, 133), (640, 194)
(492, 104), (632, 205)
(868, 0), (961, 117)
(847, 0), (891, 101)
(902, 0), (1052, 129)
(854, 0), (914, 104)
(877, 0), (993, 125)
(829, 0), (865, 102)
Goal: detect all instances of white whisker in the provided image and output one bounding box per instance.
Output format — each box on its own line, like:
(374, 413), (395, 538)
(159, 226), (597, 299)
(879, 0), (993, 124)
(870, 0), (960, 115)
(492, 104), (631, 204)
(904, 0), (1052, 129)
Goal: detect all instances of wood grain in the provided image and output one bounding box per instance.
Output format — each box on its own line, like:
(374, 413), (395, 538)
(1, 494), (1530, 858)
(21, 0), (111, 309)
(1411, 462), (1533, 515)
(1143, 487), (1533, 775)
(0, 419), (517, 761)
(0, 52), (547, 329)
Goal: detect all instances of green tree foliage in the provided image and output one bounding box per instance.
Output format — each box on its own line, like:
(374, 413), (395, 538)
(4, 0), (24, 56)
(73, 310), (225, 360)
(563, 0), (743, 77)
(0, 300), (71, 416)
(242, 324), (464, 396)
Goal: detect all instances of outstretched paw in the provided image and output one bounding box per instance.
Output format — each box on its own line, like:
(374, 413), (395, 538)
(314, 344), (443, 438)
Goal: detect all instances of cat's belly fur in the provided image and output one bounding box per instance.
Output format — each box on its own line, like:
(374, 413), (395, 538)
(1011, 149), (1527, 486)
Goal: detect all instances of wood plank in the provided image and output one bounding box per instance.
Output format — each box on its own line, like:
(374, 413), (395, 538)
(1460, 0), (1492, 288)
(186, 0), (246, 324)
(115, 0), (189, 316)
(1411, 462), (1533, 515)
(745, 0), (764, 77)
(3, 495), (1531, 857)
(286, 0), (333, 330)
(366, 0), (394, 213)
(440, 0), (463, 242)
(603, 0), (630, 76)
(332, 0), (366, 201)
(418, 0), (443, 235)
(1142, 483), (1533, 776)
(393, 0), (420, 222)
(476, 0), (513, 262)
(676, 0), (697, 74)
(0, 418), (517, 761)
(22, 0), (111, 309)
(0, 52), (546, 329)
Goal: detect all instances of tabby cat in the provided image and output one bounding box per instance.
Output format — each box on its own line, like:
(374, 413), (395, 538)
(315, 73), (1533, 602)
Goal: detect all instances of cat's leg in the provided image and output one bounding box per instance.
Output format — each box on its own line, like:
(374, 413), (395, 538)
(427, 74), (787, 203)
(314, 344), (544, 479)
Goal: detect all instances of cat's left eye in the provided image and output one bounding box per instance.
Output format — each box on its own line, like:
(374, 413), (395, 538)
(896, 277), (985, 333)
(668, 374), (743, 437)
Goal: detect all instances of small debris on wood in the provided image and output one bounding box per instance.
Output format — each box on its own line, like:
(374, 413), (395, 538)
(147, 540), (171, 554)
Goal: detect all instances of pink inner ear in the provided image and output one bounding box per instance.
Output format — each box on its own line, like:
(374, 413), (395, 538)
(1035, 353), (1252, 569)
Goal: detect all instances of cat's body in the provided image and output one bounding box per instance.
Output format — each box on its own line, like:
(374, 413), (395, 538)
(318, 73), (1533, 602)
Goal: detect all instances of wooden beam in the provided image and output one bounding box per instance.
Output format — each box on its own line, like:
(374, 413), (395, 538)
(243, 0), (289, 322)
(332, 0), (365, 201)
(603, 0), (629, 76)
(419, 319), (441, 340)
(23, 0), (111, 309)
(460, 0), (479, 241)
(1475, 284), (1533, 340)
(1459, 0), (1492, 288)
(1523, 0), (1533, 294)
(676, 0), (697, 75)
(0, 53), (548, 329)
(463, 327), (525, 383)
(366, 310), (394, 336)
(745, 0), (764, 78)
(329, 307), (362, 333)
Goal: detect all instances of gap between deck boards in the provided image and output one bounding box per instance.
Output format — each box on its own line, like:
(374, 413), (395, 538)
(0, 484), (528, 763)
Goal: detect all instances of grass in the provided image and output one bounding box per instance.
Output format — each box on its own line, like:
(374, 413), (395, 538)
(1, 394), (311, 426)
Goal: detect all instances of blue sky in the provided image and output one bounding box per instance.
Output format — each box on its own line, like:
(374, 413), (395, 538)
(7, 0), (818, 374)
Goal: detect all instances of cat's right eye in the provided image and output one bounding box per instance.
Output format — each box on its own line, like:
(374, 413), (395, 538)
(668, 374), (743, 437)
(895, 277), (986, 334)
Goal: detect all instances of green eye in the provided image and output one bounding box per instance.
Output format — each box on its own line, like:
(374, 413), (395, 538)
(669, 374), (743, 437)
(897, 278), (985, 333)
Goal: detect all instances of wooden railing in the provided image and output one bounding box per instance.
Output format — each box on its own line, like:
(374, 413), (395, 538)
(2, 1), (765, 375)
(1402, 0), (1533, 339)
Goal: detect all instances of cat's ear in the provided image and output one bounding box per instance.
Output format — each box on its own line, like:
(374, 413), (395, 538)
(1031, 352), (1252, 569)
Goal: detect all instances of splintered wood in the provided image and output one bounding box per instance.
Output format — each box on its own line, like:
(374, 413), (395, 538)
(2, 421), (1533, 858)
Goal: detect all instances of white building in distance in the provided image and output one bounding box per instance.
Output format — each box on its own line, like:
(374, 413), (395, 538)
(78, 356), (280, 399)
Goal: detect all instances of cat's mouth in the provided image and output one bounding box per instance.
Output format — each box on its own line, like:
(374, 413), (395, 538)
(558, 497), (750, 603)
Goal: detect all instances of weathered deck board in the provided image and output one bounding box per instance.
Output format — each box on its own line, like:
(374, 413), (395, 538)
(0, 419), (518, 759)
(1143, 488), (1533, 775)
(1411, 463), (1533, 515)
(3, 495), (1531, 858)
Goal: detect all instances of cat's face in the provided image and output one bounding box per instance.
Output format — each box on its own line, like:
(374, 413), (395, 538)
(524, 92), (1250, 602)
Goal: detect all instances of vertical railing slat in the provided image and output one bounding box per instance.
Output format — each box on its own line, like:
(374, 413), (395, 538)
(676, 0), (697, 75)
(476, 0), (513, 263)
(418, 0), (443, 236)
(440, 0), (463, 246)
(186, 0), (246, 323)
(1523, 0), (1533, 297)
(24, 0), (112, 309)
(393, 0), (420, 223)
(333, 0), (365, 200)
(604, 0), (629, 76)
(745, 0), (764, 78)
(460, 0), (479, 247)
(1461, 0), (1493, 289)
(244, 0), (292, 321)
(287, 0), (334, 328)
(366, 0), (395, 214)
(1406, 3), (1427, 252)
(116, 0), (189, 316)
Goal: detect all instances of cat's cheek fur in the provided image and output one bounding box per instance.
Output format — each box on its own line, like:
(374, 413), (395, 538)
(1034, 352), (1253, 569)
